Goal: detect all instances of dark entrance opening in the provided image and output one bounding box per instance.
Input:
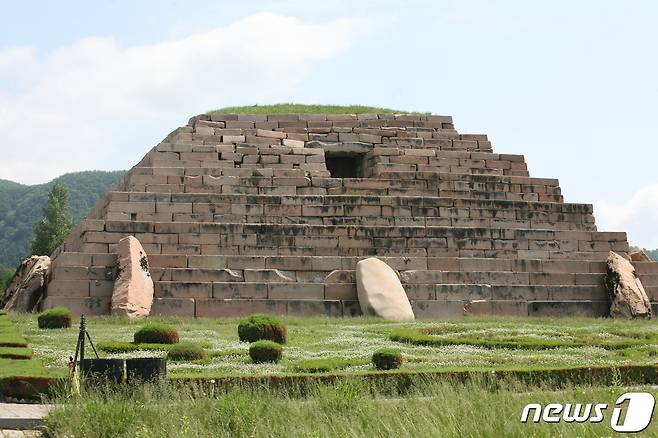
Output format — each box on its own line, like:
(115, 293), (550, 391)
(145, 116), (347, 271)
(325, 154), (363, 178)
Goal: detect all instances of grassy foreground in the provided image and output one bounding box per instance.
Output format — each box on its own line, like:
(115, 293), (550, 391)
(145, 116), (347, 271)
(12, 315), (658, 379)
(207, 103), (412, 114)
(7, 314), (658, 435)
(41, 377), (656, 438)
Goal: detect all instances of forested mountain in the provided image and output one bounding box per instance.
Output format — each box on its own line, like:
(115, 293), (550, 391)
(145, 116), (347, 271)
(0, 171), (125, 268)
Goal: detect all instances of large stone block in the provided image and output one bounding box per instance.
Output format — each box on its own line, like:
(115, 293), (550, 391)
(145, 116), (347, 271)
(528, 301), (608, 317)
(151, 298), (195, 317)
(213, 282), (268, 299)
(342, 300), (363, 317)
(411, 300), (464, 319)
(42, 296), (111, 316)
(287, 300), (342, 317)
(195, 299), (287, 317)
(268, 283), (324, 300)
(155, 281), (212, 299)
(47, 280), (90, 297)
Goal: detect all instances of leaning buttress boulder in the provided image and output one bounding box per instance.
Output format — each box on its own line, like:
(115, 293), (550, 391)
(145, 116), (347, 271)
(605, 251), (651, 319)
(111, 236), (154, 318)
(356, 257), (415, 321)
(1, 255), (51, 312)
(629, 248), (652, 262)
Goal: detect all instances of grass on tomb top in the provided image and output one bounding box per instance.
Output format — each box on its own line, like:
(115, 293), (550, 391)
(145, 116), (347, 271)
(207, 103), (422, 115)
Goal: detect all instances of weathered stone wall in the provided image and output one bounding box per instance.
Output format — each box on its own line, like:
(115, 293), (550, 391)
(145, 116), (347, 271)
(43, 113), (658, 318)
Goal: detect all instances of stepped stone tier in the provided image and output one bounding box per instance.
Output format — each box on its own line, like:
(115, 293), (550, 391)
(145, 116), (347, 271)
(44, 112), (658, 318)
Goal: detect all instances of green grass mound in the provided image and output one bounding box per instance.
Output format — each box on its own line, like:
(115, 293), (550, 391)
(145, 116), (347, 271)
(293, 357), (368, 373)
(97, 340), (183, 353)
(390, 326), (658, 351)
(167, 342), (206, 361)
(208, 103), (412, 115)
(0, 315), (28, 347)
(0, 346), (33, 360)
(249, 340), (283, 364)
(208, 348), (247, 358)
(238, 314), (287, 344)
(133, 323), (179, 344)
(372, 348), (403, 370)
(37, 307), (72, 329)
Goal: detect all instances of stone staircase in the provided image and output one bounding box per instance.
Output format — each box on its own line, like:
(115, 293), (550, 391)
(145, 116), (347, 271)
(43, 113), (658, 317)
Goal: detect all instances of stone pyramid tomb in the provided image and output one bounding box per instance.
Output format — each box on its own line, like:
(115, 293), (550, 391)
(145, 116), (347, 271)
(44, 112), (658, 318)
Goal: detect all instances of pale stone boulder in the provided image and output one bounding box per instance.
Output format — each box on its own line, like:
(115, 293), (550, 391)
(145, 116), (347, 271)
(629, 248), (652, 262)
(356, 257), (414, 321)
(111, 236), (153, 318)
(605, 251), (651, 319)
(0, 255), (50, 312)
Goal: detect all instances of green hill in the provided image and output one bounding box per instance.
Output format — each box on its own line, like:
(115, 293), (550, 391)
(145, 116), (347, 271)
(0, 171), (125, 268)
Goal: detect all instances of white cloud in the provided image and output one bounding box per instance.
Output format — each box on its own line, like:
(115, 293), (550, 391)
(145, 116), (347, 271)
(595, 184), (658, 248)
(0, 13), (363, 184)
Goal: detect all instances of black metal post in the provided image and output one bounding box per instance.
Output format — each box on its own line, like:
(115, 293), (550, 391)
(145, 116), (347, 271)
(85, 330), (99, 359)
(72, 314), (98, 374)
(79, 315), (85, 367)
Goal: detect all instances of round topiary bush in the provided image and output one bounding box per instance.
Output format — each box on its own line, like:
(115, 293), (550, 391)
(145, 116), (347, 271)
(37, 307), (73, 329)
(133, 323), (179, 344)
(167, 342), (206, 361)
(372, 348), (403, 370)
(249, 340), (283, 364)
(238, 313), (287, 344)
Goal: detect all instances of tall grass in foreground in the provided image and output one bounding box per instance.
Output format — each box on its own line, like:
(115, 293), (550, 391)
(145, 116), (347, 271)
(42, 377), (653, 438)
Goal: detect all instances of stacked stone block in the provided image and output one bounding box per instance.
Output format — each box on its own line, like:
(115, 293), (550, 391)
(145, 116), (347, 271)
(43, 113), (658, 318)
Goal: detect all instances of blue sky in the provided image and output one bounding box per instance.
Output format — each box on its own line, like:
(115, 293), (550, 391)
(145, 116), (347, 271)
(0, 0), (656, 246)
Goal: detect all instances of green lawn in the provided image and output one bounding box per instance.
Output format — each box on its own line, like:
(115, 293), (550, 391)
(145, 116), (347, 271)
(0, 346), (33, 359)
(207, 103), (416, 114)
(0, 314), (44, 375)
(0, 357), (52, 379)
(10, 314), (658, 379)
(0, 313), (28, 347)
(0, 312), (60, 399)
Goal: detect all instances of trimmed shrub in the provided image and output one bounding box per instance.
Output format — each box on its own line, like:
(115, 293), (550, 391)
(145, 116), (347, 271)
(238, 314), (287, 344)
(37, 307), (73, 329)
(249, 340), (283, 363)
(133, 323), (179, 344)
(167, 342), (206, 361)
(372, 348), (403, 370)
